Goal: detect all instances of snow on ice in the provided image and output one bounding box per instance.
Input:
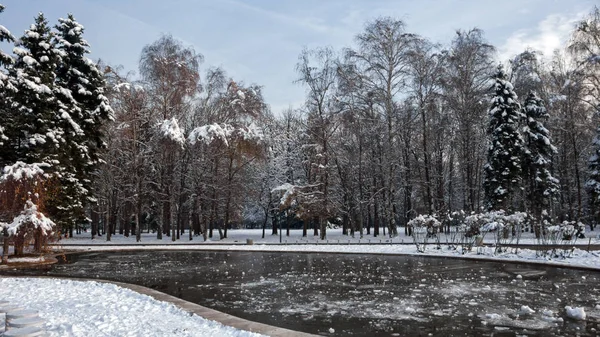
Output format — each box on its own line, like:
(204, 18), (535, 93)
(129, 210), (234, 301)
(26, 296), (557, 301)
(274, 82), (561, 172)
(565, 306), (586, 320)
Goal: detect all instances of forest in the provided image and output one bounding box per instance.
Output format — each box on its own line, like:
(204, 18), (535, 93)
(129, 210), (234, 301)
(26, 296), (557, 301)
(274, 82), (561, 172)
(1, 4), (600, 244)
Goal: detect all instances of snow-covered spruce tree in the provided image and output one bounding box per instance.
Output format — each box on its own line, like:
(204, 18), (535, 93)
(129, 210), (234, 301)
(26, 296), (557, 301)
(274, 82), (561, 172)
(8, 13), (63, 168)
(51, 14), (113, 235)
(522, 92), (559, 224)
(587, 126), (600, 229)
(0, 4), (13, 69)
(483, 66), (525, 210)
(0, 3), (15, 153)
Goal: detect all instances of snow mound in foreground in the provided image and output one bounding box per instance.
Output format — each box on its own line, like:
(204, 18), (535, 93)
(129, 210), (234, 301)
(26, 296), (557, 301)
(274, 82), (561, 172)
(0, 277), (264, 337)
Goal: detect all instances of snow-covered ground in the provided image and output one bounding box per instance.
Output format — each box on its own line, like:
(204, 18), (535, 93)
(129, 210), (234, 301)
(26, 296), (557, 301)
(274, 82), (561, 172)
(57, 228), (600, 270)
(0, 277), (264, 337)
(62, 228), (600, 245)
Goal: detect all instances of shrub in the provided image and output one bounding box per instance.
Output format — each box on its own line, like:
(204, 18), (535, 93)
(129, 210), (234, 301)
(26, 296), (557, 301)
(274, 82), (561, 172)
(0, 162), (57, 258)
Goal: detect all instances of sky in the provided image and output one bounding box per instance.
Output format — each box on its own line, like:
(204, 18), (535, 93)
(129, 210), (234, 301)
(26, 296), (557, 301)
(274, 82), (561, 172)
(0, 0), (596, 115)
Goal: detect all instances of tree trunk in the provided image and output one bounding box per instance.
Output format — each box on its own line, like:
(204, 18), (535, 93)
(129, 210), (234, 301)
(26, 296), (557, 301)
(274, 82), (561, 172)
(162, 200), (171, 237)
(342, 212), (349, 236)
(2, 230), (9, 264)
(171, 199), (176, 242)
(14, 236), (23, 256)
(123, 205), (130, 237)
(223, 192), (231, 239)
(119, 206), (125, 235)
(156, 201), (163, 240)
(91, 207), (99, 240)
(319, 216), (326, 240)
(374, 200), (380, 237)
(188, 207), (193, 241)
(367, 204), (372, 235)
(209, 198), (216, 239)
(135, 192), (142, 242)
(32, 230), (41, 253)
(302, 217), (307, 237)
(272, 213), (278, 235)
(262, 210), (268, 239)
(106, 200), (112, 241)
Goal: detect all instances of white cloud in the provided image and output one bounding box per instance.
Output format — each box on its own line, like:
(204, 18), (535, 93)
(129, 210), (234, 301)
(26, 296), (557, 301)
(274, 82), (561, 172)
(498, 12), (584, 61)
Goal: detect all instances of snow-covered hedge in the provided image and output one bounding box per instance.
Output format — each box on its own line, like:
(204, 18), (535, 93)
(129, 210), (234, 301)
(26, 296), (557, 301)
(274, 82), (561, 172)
(411, 210), (531, 254)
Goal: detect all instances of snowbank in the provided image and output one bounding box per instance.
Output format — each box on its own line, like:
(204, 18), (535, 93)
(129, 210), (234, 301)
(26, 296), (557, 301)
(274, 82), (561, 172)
(0, 277), (263, 337)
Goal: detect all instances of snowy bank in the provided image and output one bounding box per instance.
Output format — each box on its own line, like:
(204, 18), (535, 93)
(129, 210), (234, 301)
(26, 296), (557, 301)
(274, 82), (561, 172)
(0, 277), (265, 337)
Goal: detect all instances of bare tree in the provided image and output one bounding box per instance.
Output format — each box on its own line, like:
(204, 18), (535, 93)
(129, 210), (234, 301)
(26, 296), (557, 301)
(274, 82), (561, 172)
(405, 38), (445, 214)
(346, 17), (418, 236)
(139, 35), (201, 241)
(295, 47), (341, 240)
(442, 29), (495, 213)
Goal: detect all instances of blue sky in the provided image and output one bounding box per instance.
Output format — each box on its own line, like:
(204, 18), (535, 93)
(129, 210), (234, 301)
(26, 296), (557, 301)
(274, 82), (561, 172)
(1, 0), (596, 114)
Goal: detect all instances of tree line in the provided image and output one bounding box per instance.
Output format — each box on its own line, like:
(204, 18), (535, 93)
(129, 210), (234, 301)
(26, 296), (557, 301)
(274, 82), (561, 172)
(1, 4), (600, 243)
(275, 9), (600, 239)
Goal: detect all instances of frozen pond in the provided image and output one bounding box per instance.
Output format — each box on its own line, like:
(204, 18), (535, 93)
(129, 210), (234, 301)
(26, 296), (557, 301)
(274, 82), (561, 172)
(4, 251), (600, 336)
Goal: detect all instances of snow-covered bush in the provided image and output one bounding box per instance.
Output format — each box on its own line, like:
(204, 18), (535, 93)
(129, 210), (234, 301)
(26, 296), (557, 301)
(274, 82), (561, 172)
(495, 211), (527, 252)
(442, 211), (466, 250)
(461, 212), (487, 252)
(0, 162), (57, 258)
(538, 220), (585, 258)
(461, 211), (528, 253)
(3, 201), (55, 257)
(555, 220), (585, 241)
(408, 214), (441, 252)
(3, 201), (54, 237)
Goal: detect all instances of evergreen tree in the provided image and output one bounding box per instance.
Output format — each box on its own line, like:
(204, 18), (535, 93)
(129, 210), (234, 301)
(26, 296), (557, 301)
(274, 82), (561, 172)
(483, 66), (524, 210)
(586, 126), (600, 228)
(0, 3), (15, 149)
(522, 92), (559, 219)
(0, 4), (13, 69)
(51, 14), (113, 234)
(7, 13), (63, 167)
